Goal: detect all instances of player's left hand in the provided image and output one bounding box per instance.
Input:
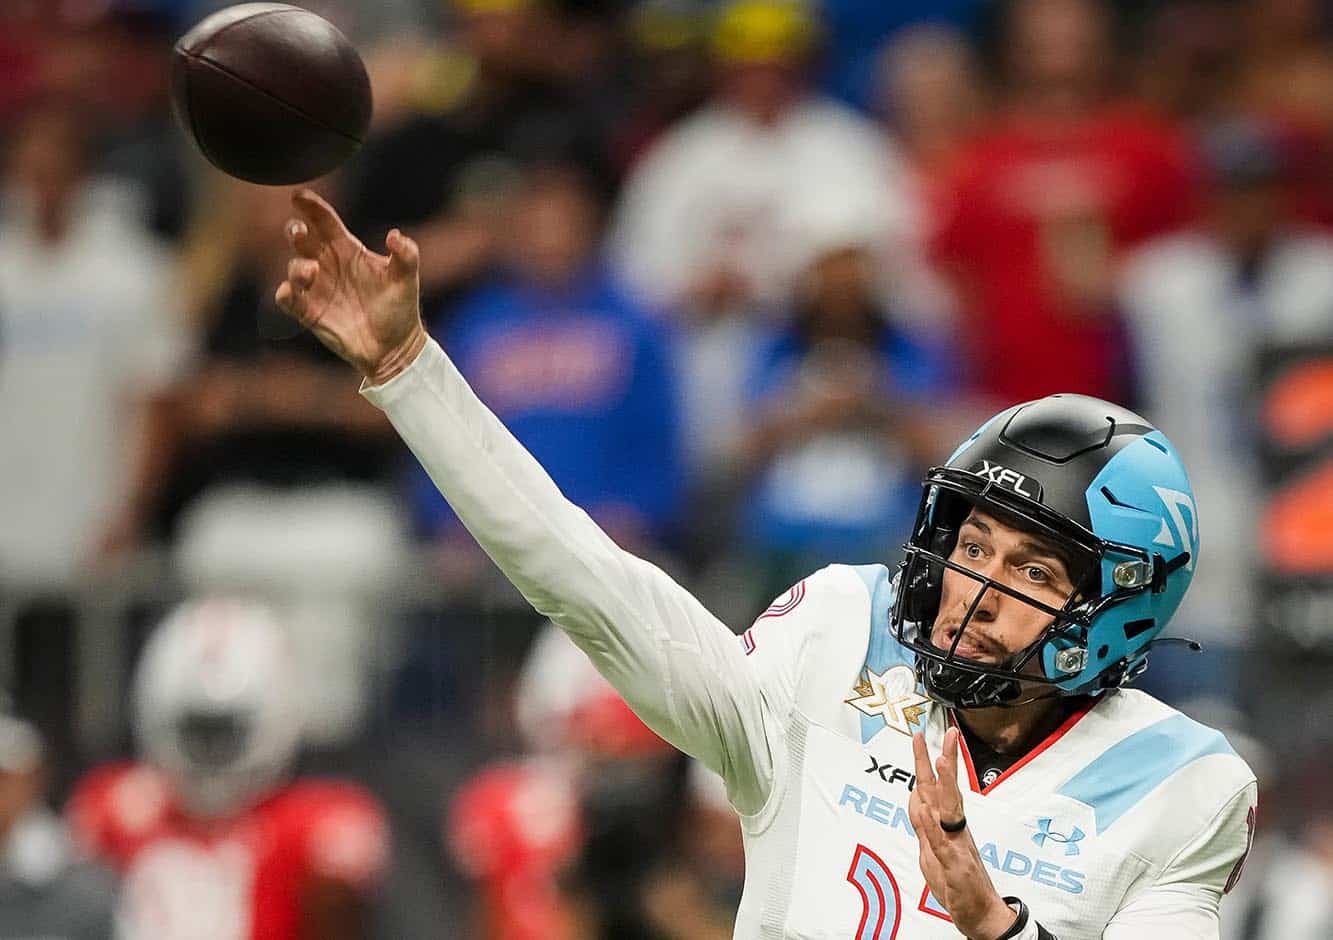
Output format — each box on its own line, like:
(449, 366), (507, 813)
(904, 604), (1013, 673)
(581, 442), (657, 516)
(909, 727), (1018, 940)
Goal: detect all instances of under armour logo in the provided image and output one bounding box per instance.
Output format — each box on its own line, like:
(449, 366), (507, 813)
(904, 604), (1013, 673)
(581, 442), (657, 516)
(1032, 817), (1085, 857)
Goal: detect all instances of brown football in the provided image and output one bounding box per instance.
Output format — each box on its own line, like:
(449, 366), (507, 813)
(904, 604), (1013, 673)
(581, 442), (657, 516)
(170, 3), (372, 185)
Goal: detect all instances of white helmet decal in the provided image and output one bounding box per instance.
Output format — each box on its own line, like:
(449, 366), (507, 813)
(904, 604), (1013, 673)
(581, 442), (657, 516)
(1151, 485), (1198, 570)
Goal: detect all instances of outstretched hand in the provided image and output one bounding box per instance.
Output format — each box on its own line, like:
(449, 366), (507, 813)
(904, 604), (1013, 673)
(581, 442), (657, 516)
(909, 728), (1018, 940)
(274, 189), (428, 386)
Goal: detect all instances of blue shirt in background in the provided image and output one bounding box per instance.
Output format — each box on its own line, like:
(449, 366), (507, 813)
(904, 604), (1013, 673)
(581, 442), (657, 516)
(411, 266), (684, 542)
(816, 0), (984, 111)
(744, 321), (954, 558)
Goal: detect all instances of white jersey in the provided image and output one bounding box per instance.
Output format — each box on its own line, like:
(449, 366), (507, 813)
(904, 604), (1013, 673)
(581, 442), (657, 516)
(362, 339), (1257, 939)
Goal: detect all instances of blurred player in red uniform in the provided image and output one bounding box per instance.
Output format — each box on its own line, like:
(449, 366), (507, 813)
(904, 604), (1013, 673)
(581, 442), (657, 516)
(446, 623), (681, 940)
(67, 599), (389, 940)
(931, 0), (1200, 405)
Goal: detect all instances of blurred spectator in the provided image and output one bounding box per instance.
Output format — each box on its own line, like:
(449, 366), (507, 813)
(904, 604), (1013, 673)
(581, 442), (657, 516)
(1226, 745), (1333, 939)
(815, 0), (984, 111)
(447, 623), (686, 940)
(1239, 823), (1333, 939)
(1135, 0), (1242, 126)
(533, 0), (625, 115)
(610, 0), (916, 318)
(91, 8), (193, 240)
(1233, 0), (1333, 229)
(0, 6), (190, 239)
(342, 0), (610, 309)
(0, 695), (116, 940)
(1119, 118), (1333, 693)
(164, 180), (408, 746)
(611, 0), (930, 524)
(609, 0), (713, 173)
(734, 224), (956, 593)
(0, 7), (45, 125)
(412, 162), (683, 562)
(68, 600), (390, 940)
(0, 8), (102, 128)
(874, 24), (985, 325)
(637, 761), (743, 940)
(0, 103), (184, 585)
(877, 24), (985, 180)
(932, 0), (1199, 404)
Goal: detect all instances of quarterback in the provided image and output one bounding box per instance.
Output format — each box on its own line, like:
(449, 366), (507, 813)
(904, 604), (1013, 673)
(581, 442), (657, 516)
(274, 190), (1256, 939)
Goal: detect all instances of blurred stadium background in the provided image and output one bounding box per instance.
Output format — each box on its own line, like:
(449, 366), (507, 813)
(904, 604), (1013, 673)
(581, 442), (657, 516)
(0, 0), (1331, 936)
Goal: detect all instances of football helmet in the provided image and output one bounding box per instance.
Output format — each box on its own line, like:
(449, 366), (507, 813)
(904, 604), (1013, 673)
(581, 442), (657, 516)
(893, 394), (1200, 708)
(133, 599), (301, 817)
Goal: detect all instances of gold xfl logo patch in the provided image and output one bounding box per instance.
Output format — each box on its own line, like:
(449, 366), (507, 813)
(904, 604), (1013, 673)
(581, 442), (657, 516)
(845, 664), (930, 736)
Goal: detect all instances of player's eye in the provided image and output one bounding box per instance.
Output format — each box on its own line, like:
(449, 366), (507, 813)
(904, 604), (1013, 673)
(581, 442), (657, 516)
(963, 541), (984, 560)
(1024, 565), (1050, 583)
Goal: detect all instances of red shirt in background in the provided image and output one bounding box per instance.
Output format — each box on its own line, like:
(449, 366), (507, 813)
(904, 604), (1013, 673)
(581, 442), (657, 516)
(68, 763), (389, 940)
(448, 758), (585, 940)
(932, 105), (1199, 404)
(0, 15), (43, 124)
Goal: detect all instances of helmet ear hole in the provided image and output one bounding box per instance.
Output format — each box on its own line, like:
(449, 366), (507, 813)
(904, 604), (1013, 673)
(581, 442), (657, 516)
(1123, 618), (1155, 640)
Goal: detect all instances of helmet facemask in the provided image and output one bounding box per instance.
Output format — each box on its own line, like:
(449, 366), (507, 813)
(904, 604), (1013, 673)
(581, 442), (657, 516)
(893, 468), (1169, 709)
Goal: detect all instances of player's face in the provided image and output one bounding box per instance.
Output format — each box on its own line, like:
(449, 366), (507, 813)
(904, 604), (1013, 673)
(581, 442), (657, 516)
(930, 509), (1078, 667)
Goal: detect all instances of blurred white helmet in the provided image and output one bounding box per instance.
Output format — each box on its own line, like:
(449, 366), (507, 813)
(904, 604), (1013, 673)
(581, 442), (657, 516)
(133, 598), (301, 819)
(515, 623), (669, 758)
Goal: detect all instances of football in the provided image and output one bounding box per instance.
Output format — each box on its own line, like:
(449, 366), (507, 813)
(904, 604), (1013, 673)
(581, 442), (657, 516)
(170, 3), (372, 185)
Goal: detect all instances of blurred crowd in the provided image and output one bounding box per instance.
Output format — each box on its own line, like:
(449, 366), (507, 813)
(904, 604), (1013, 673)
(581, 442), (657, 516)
(2, 0), (1332, 937)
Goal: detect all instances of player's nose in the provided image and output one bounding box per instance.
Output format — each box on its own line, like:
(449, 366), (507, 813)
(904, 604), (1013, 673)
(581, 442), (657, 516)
(959, 576), (1000, 624)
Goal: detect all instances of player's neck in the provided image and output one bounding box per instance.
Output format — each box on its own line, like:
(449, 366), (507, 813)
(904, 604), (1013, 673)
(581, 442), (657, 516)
(954, 695), (1079, 757)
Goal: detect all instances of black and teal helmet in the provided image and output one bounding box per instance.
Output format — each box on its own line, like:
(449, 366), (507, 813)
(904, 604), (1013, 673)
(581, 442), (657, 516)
(893, 394), (1200, 709)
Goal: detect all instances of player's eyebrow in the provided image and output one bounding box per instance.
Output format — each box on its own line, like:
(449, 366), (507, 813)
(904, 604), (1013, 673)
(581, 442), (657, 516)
(1015, 539), (1075, 583)
(960, 516), (990, 536)
(1016, 540), (1068, 567)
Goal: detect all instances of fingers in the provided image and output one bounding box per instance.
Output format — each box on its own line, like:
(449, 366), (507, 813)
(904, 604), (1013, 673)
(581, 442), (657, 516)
(285, 218), (321, 259)
(274, 280), (307, 322)
(912, 732), (937, 788)
(288, 257), (318, 290)
(910, 730), (967, 853)
(936, 727), (965, 810)
(292, 188), (352, 244)
(385, 228), (420, 281)
(908, 780), (929, 835)
(908, 738), (942, 850)
(911, 783), (948, 856)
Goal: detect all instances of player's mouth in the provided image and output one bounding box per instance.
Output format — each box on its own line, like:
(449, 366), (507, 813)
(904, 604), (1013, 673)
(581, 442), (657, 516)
(931, 625), (1005, 663)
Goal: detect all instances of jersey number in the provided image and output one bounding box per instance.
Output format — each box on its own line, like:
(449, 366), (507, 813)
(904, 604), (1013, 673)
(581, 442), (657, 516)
(846, 844), (902, 940)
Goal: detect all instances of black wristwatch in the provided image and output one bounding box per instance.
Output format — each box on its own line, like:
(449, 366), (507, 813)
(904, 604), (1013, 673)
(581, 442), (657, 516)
(990, 897), (1059, 940)
(992, 896), (1029, 940)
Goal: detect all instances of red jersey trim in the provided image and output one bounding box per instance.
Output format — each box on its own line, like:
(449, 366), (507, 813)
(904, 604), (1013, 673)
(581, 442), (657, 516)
(950, 698), (1099, 795)
(917, 885), (954, 923)
(756, 580), (806, 622)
